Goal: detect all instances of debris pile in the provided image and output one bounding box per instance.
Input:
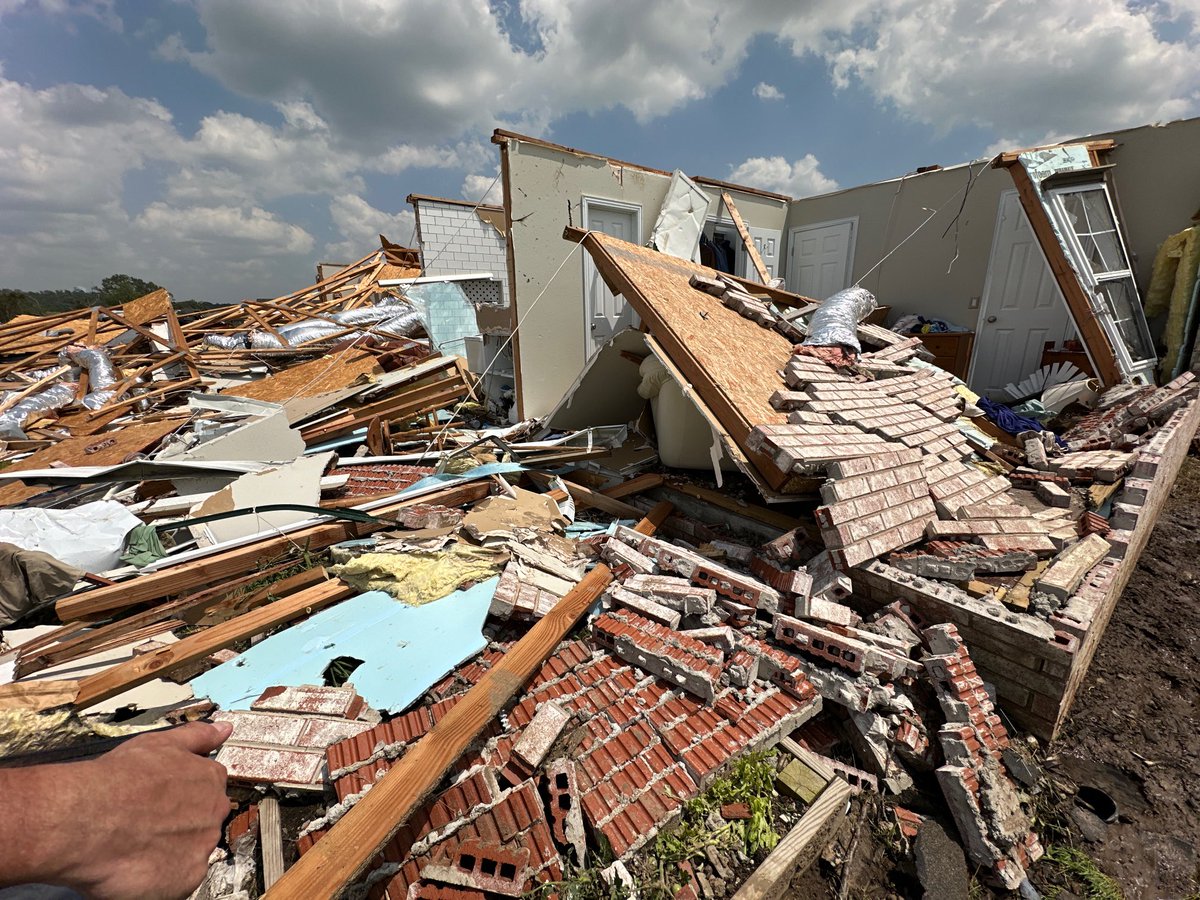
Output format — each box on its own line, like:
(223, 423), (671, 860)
(0, 227), (1197, 899)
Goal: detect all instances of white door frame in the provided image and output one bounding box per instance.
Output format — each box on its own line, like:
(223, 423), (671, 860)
(786, 217), (858, 294)
(966, 190), (1095, 388)
(581, 196), (642, 356)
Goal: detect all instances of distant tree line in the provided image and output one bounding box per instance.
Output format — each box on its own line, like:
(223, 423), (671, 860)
(0, 274), (216, 322)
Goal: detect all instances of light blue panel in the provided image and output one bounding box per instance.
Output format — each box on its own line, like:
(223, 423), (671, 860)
(405, 282), (480, 357)
(190, 577), (499, 713)
(400, 461), (525, 495)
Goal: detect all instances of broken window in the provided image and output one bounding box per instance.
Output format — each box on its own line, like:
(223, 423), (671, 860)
(1045, 182), (1157, 383)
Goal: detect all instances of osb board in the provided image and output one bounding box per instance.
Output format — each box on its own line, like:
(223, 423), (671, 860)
(121, 289), (172, 326)
(0, 417), (183, 507)
(592, 233), (790, 434)
(220, 350), (383, 403)
(375, 265), (422, 281)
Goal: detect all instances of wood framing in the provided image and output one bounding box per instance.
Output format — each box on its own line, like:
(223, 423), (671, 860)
(721, 191), (771, 283)
(992, 156), (1123, 385)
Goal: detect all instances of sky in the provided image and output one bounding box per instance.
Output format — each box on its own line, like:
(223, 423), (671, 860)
(0, 0), (1198, 303)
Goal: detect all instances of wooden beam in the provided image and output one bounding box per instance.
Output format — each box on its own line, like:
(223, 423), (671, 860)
(995, 161), (1122, 386)
(721, 191), (771, 284)
(601, 473), (664, 500)
(264, 504), (673, 899)
(260, 797), (286, 889)
(665, 481), (804, 534)
(731, 777), (853, 900)
(55, 480), (491, 622)
(0, 365), (71, 416)
(531, 472), (645, 519)
(265, 567), (612, 898)
(72, 578), (352, 709)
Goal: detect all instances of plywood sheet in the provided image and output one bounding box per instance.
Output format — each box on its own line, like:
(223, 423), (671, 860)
(0, 418), (183, 507)
(121, 289), (172, 326)
(221, 350), (382, 403)
(589, 233), (790, 434)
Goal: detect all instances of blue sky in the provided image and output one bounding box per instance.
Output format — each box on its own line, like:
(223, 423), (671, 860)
(1, 0), (1197, 302)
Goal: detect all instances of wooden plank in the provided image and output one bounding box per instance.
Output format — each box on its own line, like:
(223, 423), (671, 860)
(666, 481), (804, 533)
(1004, 561), (1049, 612)
(220, 350), (383, 403)
(260, 797), (286, 889)
(731, 778), (853, 900)
(54, 480), (491, 621)
(778, 736), (836, 781)
(995, 161), (1122, 385)
(264, 503), (673, 899)
(1087, 478), (1123, 510)
(721, 191), (771, 284)
(601, 473), (664, 500)
(532, 471), (645, 519)
(265, 566), (613, 898)
(72, 578), (353, 709)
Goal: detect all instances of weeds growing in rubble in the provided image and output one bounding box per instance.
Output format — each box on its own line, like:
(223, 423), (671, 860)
(1040, 846), (1124, 900)
(525, 751), (782, 900)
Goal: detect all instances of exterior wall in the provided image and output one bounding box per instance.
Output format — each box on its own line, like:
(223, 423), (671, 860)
(500, 138), (788, 419)
(413, 199), (510, 305)
(783, 115), (1200, 329)
(849, 393), (1200, 741)
(783, 164), (1011, 328)
(1090, 116), (1200, 292)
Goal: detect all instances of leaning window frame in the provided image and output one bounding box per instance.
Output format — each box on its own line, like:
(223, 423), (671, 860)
(1043, 181), (1157, 384)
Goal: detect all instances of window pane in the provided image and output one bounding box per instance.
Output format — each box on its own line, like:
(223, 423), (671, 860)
(1097, 277), (1153, 362)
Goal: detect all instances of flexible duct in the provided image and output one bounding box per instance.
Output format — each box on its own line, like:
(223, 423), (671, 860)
(60, 345), (122, 410)
(802, 286), (878, 354)
(205, 302), (424, 350)
(0, 383), (79, 439)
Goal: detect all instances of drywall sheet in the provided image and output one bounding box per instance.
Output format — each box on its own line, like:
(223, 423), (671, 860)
(650, 170), (709, 261)
(189, 578), (498, 712)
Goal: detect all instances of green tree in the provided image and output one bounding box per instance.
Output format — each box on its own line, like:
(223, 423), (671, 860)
(95, 274), (163, 306)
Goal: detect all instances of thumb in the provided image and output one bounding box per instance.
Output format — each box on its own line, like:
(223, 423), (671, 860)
(161, 720), (234, 756)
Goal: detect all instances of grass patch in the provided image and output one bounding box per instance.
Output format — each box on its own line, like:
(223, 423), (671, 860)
(1041, 845), (1123, 900)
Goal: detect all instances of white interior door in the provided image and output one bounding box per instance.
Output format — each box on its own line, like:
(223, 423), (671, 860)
(970, 190), (1076, 396)
(787, 219), (855, 299)
(584, 200), (640, 358)
(744, 226), (782, 281)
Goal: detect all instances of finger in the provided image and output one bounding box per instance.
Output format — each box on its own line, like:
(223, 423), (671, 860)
(161, 720), (235, 756)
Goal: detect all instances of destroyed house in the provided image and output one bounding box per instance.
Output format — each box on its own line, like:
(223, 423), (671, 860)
(0, 118), (1197, 898)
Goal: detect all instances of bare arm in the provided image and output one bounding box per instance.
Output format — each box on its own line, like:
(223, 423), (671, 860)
(0, 720), (233, 900)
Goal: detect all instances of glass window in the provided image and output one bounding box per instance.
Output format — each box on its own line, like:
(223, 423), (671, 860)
(1096, 278), (1153, 361)
(1060, 189), (1126, 276)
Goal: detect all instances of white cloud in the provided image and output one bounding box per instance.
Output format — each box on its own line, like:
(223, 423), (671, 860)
(729, 154), (839, 198)
(324, 194), (417, 262)
(136, 203), (314, 255)
(0, 0), (121, 30)
(460, 172), (504, 206)
(753, 82), (785, 101)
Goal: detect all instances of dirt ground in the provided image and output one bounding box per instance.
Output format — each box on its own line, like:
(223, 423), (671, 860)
(789, 453), (1200, 899)
(1037, 452), (1200, 899)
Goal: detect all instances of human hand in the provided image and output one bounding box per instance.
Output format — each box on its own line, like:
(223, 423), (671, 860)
(3, 720), (235, 900)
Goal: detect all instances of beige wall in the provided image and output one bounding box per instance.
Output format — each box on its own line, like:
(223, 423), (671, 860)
(784, 163), (1010, 329)
(502, 137), (788, 418)
(783, 115), (1200, 331)
(1093, 116), (1200, 292)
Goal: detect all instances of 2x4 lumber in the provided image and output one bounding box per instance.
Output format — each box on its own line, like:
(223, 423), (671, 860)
(72, 578), (352, 709)
(996, 162), (1121, 385)
(600, 473), (664, 500)
(54, 480), (491, 622)
(731, 778), (854, 900)
(721, 191), (771, 284)
(260, 797), (286, 889)
(666, 481), (804, 534)
(533, 472), (645, 519)
(264, 503), (673, 899)
(266, 566), (614, 898)
(0, 365), (71, 416)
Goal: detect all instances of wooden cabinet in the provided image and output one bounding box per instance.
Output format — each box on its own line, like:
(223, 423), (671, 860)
(913, 332), (975, 380)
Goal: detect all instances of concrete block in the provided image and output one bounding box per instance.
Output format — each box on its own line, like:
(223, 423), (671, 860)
(1035, 480), (1071, 508)
(1036, 534), (1111, 601)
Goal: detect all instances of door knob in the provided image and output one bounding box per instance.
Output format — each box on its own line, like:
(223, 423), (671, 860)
(986, 315), (997, 323)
